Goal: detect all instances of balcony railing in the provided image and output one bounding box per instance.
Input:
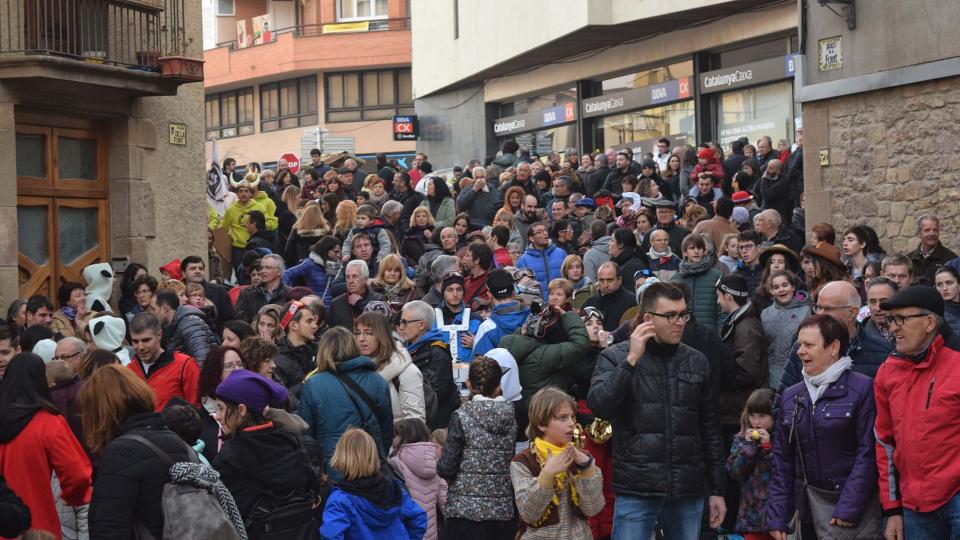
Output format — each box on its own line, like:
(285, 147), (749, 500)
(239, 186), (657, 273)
(0, 0), (188, 69)
(214, 17), (410, 52)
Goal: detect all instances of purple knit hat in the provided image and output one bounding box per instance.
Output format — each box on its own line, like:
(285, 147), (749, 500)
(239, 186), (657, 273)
(215, 369), (288, 413)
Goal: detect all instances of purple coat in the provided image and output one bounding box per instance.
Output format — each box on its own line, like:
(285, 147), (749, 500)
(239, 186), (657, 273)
(766, 370), (878, 531)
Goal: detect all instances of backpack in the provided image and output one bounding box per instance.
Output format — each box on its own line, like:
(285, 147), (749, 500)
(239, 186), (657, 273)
(244, 489), (320, 540)
(391, 371), (439, 426)
(120, 434), (245, 540)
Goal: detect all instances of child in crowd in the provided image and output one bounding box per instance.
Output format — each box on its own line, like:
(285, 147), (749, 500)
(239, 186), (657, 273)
(161, 401), (211, 465)
(340, 204), (392, 261)
(321, 429), (427, 539)
(389, 418), (448, 540)
(511, 387), (604, 539)
(719, 233), (740, 273)
(437, 356), (517, 539)
(725, 388), (777, 540)
(546, 278), (573, 312)
(431, 428), (447, 451)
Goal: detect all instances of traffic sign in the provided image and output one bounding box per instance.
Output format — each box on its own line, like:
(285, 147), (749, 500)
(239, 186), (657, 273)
(280, 152), (300, 174)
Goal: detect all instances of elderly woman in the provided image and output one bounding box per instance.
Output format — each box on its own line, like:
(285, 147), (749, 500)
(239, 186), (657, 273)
(371, 253), (416, 310)
(297, 327), (393, 476)
(52, 281), (88, 338)
(767, 315), (880, 540)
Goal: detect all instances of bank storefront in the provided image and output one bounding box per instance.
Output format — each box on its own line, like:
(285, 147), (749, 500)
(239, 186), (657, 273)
(488, 36), (800, 158)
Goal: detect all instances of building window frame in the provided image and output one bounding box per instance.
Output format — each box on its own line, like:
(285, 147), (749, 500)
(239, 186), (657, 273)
(215, 0), (234, 16)
(336, 0), (388, 21)
(259, 76), (319, 133)
(205, 87), (255, 140)
(324, 68), (413, 123)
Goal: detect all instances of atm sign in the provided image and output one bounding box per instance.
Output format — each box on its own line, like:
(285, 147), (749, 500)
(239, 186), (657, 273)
(393, 115), (419, 141)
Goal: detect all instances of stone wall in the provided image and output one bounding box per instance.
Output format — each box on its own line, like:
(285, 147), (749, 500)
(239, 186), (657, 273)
(803, 75), (960, 255)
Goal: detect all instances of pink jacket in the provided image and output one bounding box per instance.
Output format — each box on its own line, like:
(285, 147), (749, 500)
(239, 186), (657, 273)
(389, 442), (448, 540)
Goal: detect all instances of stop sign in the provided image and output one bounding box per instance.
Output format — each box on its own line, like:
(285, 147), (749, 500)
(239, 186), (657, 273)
(280, 152), (300, 174)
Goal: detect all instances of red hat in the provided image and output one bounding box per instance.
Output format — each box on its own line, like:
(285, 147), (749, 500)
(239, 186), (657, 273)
(159, 259), (183, 282)
(696, 147), (716, 161)
(731, 191), (754, 204)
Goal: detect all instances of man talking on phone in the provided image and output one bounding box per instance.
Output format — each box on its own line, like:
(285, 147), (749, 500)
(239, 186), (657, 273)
(589, 281), (726, 539)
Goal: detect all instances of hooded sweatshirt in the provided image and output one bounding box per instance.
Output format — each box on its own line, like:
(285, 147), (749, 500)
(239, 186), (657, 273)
(583, 235), (612, 282)
(472, 301), (531, 357)
(320, 472), (428, 540)
(389, 442), (447, 540)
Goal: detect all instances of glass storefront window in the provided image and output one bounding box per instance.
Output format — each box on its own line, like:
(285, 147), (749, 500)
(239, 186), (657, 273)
(716, 80), (793, 147)
(500, 88), (577, 117)
(594, 100), (695, 150)
(514, 124), (578, 157)
(601, 60), (693, 94)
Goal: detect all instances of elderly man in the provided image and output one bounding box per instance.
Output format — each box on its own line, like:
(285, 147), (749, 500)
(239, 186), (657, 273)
(753, 209), (803, 254)
(583, 262), (636, 332)
(908, 214), (957, 282)
(235, 254), (290, 323)
(457, 166), (501, 229)
(344, 157), (366, 192)
(639, 200), (690, 258)
(755, 135), (777, 172)
(873, 286), (960, 539)
(778, 280), (895, 391)
(327, 260), (383, 329)
(53, 337), (87, 374)
(398, 300), (461, 429)
(380, 199), (405, 239)
(500, 162), (538, 198)
(862, 276), (898, 341)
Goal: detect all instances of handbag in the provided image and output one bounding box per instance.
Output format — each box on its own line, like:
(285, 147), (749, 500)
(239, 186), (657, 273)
(788, 395), (883, 540)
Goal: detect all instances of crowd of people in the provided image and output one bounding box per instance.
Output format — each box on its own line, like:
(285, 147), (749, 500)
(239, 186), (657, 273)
(1, 134), (960, 540)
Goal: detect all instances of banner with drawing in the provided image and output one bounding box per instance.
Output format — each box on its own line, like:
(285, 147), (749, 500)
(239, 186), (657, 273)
(252, 14), (272, 45)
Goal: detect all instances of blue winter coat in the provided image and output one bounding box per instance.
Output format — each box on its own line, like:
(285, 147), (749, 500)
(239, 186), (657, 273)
(944, 300), (960, 336)
(472, 301), (530, 357)
(435, 308), (482, 363)
(320, 479), (427, 540)
(298, 356), (394, 476)
(282, 254), (335, 306)
(516, 242), (566, 298)
(767, 370), (878, 531)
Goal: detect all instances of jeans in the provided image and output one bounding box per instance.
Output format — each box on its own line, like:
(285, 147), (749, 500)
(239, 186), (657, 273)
(612, 495), (704, 540)
(903, 491), (960, 539)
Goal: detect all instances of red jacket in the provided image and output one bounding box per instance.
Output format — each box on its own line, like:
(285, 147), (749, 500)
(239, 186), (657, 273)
(0, 411), (92, 540)
(128, 350), (201, 410)
(464, 271), (489, 305)
(690, 162), (726, 185)
(874, 332), (960, 512)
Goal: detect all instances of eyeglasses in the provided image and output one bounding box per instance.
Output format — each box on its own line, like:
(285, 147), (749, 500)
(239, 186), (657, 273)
(888, 313), (930, 327)
(812, 304), (852, 314)
(222, 362), (243, 370)
(398, 319), (423, 327)
(738, 244), (756, 251)
(648, 310), (692, 324)
(52, 351), (83, 362)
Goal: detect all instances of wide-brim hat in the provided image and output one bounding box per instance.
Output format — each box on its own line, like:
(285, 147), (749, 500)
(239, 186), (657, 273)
(802, 241), (844, 270)
(759, 244), (800, 272)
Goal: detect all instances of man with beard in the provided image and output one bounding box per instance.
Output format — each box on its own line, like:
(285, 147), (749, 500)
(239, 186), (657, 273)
(602, 151), (634, 197)
(390, 172), (424, 230)
(514, 194), (542, 251)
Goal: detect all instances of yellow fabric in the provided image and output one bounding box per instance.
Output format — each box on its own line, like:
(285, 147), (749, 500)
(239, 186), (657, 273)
(221, 199), (267, 248)
(254, 191), (279, 231)
(207, 203), (221, 230)
(531, 437), (581, 526)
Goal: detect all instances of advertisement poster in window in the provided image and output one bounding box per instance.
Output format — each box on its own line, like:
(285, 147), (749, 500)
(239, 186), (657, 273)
(252, 14), (272, 45)
(717, 118), (788, 146)
(236, 20), (248, 48)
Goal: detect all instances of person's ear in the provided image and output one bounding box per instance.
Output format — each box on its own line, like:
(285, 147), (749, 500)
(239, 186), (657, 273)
(642, 313), (653, 323)
(238, 403), (249, 419)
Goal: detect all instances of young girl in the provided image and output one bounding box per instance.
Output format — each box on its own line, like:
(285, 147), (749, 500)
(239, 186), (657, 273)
(761, 271), (810, 389)
(389, 418), (448, 540)
(321, 429), (427, 539)
(725, 388), (777, 540)
(436, 356), (517, 539)
(511, 387), (604, 539)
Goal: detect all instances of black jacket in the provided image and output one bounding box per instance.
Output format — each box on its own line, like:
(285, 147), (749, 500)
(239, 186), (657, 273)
(583, 287), (636, 332)
(588, 340), (725, 499)
(756, 174), (794, 226)
(283, 227), (330, 268)
(236, 282), (291, 323)
(722, 152), (748, 193)
(785, 147), (804, 204)
(639, 222), (691, 265)
(274, 336), (318, 402)
(165, 305), (218, 367)
(585, 165), (610, 197)
(327, 287), (383, 329)
(203, 281), (236, 327)
(213, 424), (318, 522)
(89, 412), (193, 540)
(602, 167), (633, 197)
(0, 473), (30, 538)
(407, 339), (460, 430)
(390, 189), (424, 236)
(245, 230), (275, 252)
(611, 248), (645, 294)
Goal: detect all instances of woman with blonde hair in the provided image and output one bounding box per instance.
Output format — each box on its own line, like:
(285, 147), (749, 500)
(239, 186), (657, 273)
(502, 186), (526, 215)
(321, 429), (427, 539)
(406, 206), (437, 248)
(494, 208), (522, 247)
(371, 253), (416, 307)
(252, 304), (282, 342)
(680, 204), (708, 229)
(284, 203), (331, 267)
(333, 199), (358, 241)
(561, 254), (593, 309)
(82, 365), (196, 538)
(298, 327), (393, 476)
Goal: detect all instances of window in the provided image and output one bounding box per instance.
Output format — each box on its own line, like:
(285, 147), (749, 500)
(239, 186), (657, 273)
(216, 0), (234, 16)
(259, 77), (318, 132)
(338, 0), (388, 20)
(325, 68), (413, 122)
(205, 88), (254, 140)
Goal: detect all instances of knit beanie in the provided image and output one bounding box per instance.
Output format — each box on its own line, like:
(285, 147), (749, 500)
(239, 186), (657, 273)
(215, 369), (289, 414)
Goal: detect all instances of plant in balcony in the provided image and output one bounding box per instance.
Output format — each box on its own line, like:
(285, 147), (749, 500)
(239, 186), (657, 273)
(158, 38), (203, 82)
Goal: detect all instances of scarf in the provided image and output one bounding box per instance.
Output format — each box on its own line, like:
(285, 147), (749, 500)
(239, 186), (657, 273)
(571, 276), (591, 292)
(531, 437), (581, 526)
(429, 197), (444, 220)
(169, 462), (248, 540)
(380, 280), (407, 303)
(62, 305), (78, 322)
(647, 244), (674, 262)
(678, 257), (713, 276)
(802, 356), (853, 404)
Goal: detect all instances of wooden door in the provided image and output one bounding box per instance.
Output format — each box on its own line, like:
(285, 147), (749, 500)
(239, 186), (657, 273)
(17, 197), (56, 300)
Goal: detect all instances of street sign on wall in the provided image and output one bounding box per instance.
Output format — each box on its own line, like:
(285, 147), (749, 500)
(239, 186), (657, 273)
(280, 152), (300, 174)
